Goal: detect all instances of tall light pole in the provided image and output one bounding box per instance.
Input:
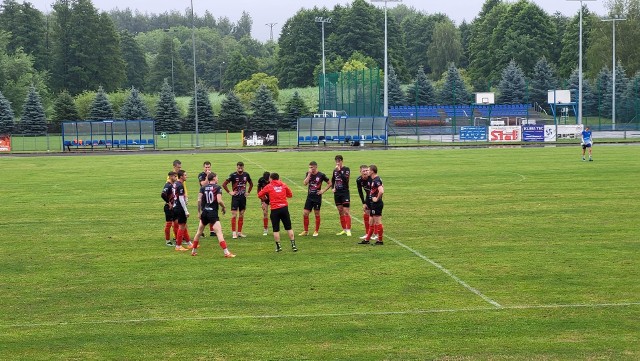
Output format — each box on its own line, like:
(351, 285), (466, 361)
(266, 23), (277, 42)
(371, 0), (402, 117)
(567, 0), (596, 124)
(163, 29), (177, 91)
(602, 16), (626, 130)
(190, 0), (199, 147)
(315, 17), (331, 111)
(219, 61), (225, 92)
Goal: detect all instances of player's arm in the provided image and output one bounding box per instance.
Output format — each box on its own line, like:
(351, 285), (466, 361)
(257, 184), (269, 199)
(216, 193), (226, 215)
(179, 194), (189, 216)
(161, 188), (170, 203)
(247, 178), (253, 194)
(197, 192), (203, 215)
(320, 178), (332, 195)
(373, 185), (384, 202)
(222, 179), (233, 195)
(303, 171), (311, 185)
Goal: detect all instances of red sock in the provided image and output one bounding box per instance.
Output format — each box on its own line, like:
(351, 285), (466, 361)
(340, 215), (346, 229)
(346, 215), (351, 230)
(315, 215), (321, 232)
(220, 240), (227, 250)
(177, 228), (184, 246)
(238, 218), (244, 233)
(377, 224), (383, 242)
(184, 229), (191, 242)
(192, 239), (199, 250)
(173, 221), (178, 238)
(164, 222), (172, 240)
(231, 217), (237, 232)
(363, 214), (370, 234)
(263, 217), (268, 228)
(366, 224), (375, 241)
(303, 215), (310, 231)
(209, 223), (213, 232)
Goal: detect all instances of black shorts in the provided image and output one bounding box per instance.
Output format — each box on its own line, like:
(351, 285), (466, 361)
(231, 195), (247, 211)
(304, 196), (322, 211)
(582, 143), (592, 149)
(174, 208), (188, 224)
(200, 209), (219, 226)
(270, 206), (292, 232)
(334, 191), (350, 207)
(164, 204), (175, 222)
(369, 201), (383, 216)
(261, 197), (270, 206)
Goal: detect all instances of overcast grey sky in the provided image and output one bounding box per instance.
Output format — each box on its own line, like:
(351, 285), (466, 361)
(38, 0), (609, 42)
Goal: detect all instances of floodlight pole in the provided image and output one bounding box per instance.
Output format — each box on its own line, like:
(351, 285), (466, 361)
(602, 16), (626, 131)
(191, 0), (199, 148)
(371, 0), (402, 117)
(219, 61), (225, 92)
(315, 17), (331, 111)
(567, 0), (596, 125)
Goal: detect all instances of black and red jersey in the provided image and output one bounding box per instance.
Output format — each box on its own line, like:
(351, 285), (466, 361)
(161, 181), (175, 203)
(201, 183), (222, 212)
(356, 176), (371, 204)
(331, 166), (350, 192)
(226, 172), (252, 195)
(173, 180), (186, 209)
(306, 171), (330, 198)
(369, 176), (383, 202)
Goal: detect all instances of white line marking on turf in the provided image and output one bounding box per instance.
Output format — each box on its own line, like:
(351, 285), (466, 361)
(240, 155), (502, 308)
(4, 302), (639, 328)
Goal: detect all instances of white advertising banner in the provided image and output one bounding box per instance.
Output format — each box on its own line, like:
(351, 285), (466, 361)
(557, 124), (583, 140)
(544, 125), (557, 142)
(488, 126), (521, 142)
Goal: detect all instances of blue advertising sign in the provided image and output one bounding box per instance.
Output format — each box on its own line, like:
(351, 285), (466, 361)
(460, 126), (487, 141)
(522, 125), (545, 142)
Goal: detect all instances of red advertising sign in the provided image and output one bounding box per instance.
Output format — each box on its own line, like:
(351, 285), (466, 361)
(0, 134), (11, 152)
(488, 126), (522, 142)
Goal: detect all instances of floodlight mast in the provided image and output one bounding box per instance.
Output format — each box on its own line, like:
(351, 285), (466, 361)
(602, 16), (626, 131)
(371, 0), (402, 117)
(567, 0), (597, 125)
(315, 17), (331, 111)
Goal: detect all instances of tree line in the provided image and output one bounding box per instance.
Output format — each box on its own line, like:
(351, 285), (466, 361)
(0, 0), (639, 134)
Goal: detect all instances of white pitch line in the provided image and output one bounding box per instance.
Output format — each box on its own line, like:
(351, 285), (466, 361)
(4, 302), (639, 328)
(239, 155), (502, 308)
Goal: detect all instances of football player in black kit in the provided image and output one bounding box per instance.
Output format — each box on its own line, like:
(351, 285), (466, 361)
(300, 161), (332, 237)
(197, 161), (213, 237)
(361, 164), (384, 245)
(257, 171), (271, 235)
(356, 165), (377, 243)
(222, 161), (253, 238)
(331, 155), (352, 236)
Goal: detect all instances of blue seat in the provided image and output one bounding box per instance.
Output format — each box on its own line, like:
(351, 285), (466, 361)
(92, 140), (99, 146)
(298, 136), (305, 142)
(126, 139), (135, 145)
(337, 136), (345, 142)
(311, 136), (318, 142)
(365, 135), (373, 141)
(139, 139), (147, 145)
(147, 138), (154, 145)
(379, 135), (387, 141)
(325, 135), (333, 141)
(304, 136), (311, 142)
(63, 140), (72, 146)
(112, 140), (120, 146)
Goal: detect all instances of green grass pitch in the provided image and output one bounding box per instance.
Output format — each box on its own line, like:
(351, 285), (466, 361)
(1, 146), (639, 360)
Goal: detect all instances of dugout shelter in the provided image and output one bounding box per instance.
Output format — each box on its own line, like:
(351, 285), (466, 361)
(297, 116), (388, 146)
(62, 120), (156, 151)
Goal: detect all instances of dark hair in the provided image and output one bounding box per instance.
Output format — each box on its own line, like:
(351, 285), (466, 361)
(177, 170), (186, 178)
(270, 172), (280, 180)
(263, 171), (270, 178)
(369, 164), (378, 174)
(173, 159), (182, 167)
(335, 155), (343, 161)
(237, 161), (244, 167)
(203, 161), (211, 166)
(207, 172), (216, 181)
(168, 171), (177, 176)
(359, 164), (368, 170)
(309, 161), (318, 166)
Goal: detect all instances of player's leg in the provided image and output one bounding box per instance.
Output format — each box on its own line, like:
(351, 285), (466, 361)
(270, 209), (282, 252)
(262, 201), (269, 235)
(282, 207), (297, 251)
(342, 199), (352, 236)
(313, 206), (321, 236)
(212, 220), (235, 258)
(237, 198), (247, 237)
(300, 207), (311, 235)
(336, 202), (346, 235)
(191, 219), (207, 256)
(164, 205), (174, 246)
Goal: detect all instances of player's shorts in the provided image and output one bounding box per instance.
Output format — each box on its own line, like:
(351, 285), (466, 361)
(304, 196), (322, 211)
(261, 197), (270, 206)
(270, 206), (292, 232)
(231, 195), (247, 211)
(369, 201), (384, 216)
(164, 204), (175, 222)
(174, 208), (188, 224)
(334, 191), (350, 208)
(582, 142), (592, 149)
(200, 209), (219, 226)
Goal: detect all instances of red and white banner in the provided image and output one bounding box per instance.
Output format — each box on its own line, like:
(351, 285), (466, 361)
(0, 134), (11, 152)
(488, 126), (521, 142)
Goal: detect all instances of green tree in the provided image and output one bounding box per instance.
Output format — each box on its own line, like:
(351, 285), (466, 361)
(614, 61), (629, 120)
(20, 86), (47, 135)
(250, 84), (278, 129)
(593, 67), (613, 118)
(0, 90), (15, 134)
(468, 0), (508, 90)
(620, 71), (640, 121)
(89, 86), (115, 120)
(558, 7), (598, 79)
(52, 90), (79, 122)
(427, 19), (463, 79)
(331, 0), (382, 68)
(458, 20), (472, 69)
(530, 57), (558, 109)
(567, 68), (597, 116)
(218, 91), (248, 132)
(0, 44), (49, 116)
(120, 30), (149, 91)
(498, 60), (527, 104)
(283, 91), (310, 129)
(439, 63), (472, 105)
(120, 87), (150, 120)
(234, 72), (280, 106)
(184, 83), (214, 132)
(148, 34), (189, 95)
(400, 12), (449, 78)
(406, 67), (436, 106)
(0, 0), (48, 71)
(387, 65), (405, 106)
(222, 52), (259, 91)
(549, 12), (569, 65)
(232, 11), (252, 40)
(154, 80), (181, 133)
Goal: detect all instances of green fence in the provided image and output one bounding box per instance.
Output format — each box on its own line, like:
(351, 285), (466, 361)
(319, 68), (382, 117)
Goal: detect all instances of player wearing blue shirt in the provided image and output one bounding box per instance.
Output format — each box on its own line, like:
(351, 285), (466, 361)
(581, 126), (593, 161)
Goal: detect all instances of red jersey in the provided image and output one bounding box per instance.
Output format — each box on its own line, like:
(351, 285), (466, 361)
(257, 180), (292, 210)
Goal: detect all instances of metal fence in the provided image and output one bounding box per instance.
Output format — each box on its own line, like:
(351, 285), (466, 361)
(319, 68), (382, 117)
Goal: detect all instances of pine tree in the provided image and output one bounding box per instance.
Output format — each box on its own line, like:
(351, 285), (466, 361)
(614, 61), (629, 121)
(593, 67), (613, 118)
(185, 84), (215, 132)
(406, 67), (436, 106)
(0, 91), (15, 134)
(120, 87), (151, 120)
(53, 90), (80, 122)
(620, 71), (640, 122)
(89, 86), (115, 120)
(530, 57), (558, 109)
(439, 64), (471, 105)
(283, 91), (310, 129)
(20, 86), (48, 135)
(568, 68), (597, 117)
(218, 91), (248, 132)
(498, 60), (527, 104)
(155, 80), (181, 133)
(250, 84), (279, 129)
(387, 65), (405, 106)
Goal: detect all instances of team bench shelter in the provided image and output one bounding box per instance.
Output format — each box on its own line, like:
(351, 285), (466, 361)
(62, 120), (156, 151)
(297, 116), (388, 146)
